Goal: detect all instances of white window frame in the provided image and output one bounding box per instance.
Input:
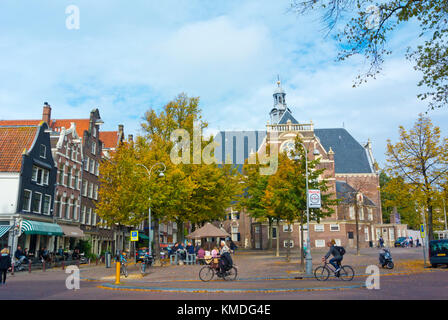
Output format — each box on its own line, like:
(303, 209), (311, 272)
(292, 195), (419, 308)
(39, 144), (46, 158)
(43, 195), (51, 215)
(283, 224), (293, 232)
(272, 226), (278, 239)
(32, 192), (42, 213)
(365, 227), (370, 241)
(330, 224), (340, 232)
(91, 142), (96, 155)
(315, 240), (326, 248)
(349, 206), (355, 219)
(22, 189), (32, 212)
(314, 224), (324, 232)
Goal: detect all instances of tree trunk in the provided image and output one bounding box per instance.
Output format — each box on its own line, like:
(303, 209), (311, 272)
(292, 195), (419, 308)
(276, 220), (280, 257)
(177, 220), (184, 244)
(427, 199), (434, 241)
(153, 218), (161, 266)
(268, 218), (273, 250)
(355, 205), (360, 256)
(286, 223), (291, 262)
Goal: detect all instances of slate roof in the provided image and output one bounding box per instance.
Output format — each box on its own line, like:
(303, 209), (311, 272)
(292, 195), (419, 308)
(0, 119), (90, 137)
(0, 126), (38, 172)
(336, 180), (375, 206)
(277, 110), (298, 124)
(314, 128), (372, 174)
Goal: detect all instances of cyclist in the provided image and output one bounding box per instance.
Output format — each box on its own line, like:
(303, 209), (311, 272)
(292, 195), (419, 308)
(322, 240), (342, 274)
(120, 251), (128, 265)
(218, 240), (233, 277)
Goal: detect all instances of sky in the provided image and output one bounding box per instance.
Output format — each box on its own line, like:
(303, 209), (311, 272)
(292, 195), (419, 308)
(0, 0), (447, 167)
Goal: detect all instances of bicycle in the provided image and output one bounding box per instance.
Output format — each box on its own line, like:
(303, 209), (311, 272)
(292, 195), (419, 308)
(314, 260), (354, 281)
(199, 257), (237, 282)
(120, 260), (128, 278)
(140, 255), (152, 274)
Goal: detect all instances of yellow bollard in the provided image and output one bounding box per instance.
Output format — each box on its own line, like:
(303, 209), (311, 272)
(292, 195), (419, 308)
(115, 262), (120, 285)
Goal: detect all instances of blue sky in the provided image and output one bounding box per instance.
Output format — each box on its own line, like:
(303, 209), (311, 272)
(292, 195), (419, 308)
(0, 0), (447, 167)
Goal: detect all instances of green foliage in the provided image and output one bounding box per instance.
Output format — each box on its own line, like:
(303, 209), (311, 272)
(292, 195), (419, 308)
(293, 0), (448, 109)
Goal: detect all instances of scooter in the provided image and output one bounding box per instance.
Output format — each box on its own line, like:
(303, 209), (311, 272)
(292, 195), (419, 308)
(379, 248), (394, 269)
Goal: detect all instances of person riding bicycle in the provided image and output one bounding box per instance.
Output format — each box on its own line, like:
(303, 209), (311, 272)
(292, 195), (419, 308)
(119, 251), (128, 265)
(217, 240), (233, 277)
(322, 240), (342, 274)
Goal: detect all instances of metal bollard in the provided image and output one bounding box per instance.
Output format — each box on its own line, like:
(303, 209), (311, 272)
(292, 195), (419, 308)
(29, 261), (32, 273)
(62, 261), (65, 270)
(11, 263), (14, 276)
(42, 261), (45, 272)
(115, 262), (120, 285)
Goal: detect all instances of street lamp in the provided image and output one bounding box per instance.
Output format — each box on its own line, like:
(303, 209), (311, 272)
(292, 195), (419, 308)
(293, 142), (320, 276)
(136, 162), (166, 257)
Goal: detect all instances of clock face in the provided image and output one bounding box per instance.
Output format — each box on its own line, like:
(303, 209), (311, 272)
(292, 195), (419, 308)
(281, 140), (296, 159)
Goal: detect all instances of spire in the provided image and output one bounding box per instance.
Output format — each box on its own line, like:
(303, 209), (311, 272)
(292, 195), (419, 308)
(269, 76), (288, 124)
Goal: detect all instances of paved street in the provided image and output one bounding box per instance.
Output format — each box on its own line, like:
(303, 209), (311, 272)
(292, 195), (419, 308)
(0, 247), (446, 300)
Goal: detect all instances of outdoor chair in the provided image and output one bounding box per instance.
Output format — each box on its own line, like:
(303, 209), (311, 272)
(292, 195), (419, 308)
(170, 254), (178, 265)
(185, 253), (196, 265)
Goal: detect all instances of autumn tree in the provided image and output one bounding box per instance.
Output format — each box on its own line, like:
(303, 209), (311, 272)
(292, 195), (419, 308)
(292, 0), (448, 109)
(386, 114), (448, 240)
(261, 136), (337, 263)
(241, 153), (278, 255)
(380, 170), (420, 228)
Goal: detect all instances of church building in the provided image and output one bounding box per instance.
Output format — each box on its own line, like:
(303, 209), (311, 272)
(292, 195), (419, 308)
(219, 80), (407, 249)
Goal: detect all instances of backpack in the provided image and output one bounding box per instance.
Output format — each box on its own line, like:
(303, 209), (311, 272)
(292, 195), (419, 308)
(336, 246), (346, 256)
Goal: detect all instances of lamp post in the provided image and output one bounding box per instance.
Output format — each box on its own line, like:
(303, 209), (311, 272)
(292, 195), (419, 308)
(136, 162), (166, 257)
(294, 142), (320, 276)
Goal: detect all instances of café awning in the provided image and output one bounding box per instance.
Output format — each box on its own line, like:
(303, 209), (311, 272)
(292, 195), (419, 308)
(60, 225), (85, 238)
(0, 225), (12, 238)
(186, 223), (230, 239)
(21, 220), (64, 236)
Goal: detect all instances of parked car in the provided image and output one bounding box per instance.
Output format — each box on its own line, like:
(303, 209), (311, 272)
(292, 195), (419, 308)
(429, 239), (448, 268)
(135, 248), (150, 263)
(394, 237), (407, 247)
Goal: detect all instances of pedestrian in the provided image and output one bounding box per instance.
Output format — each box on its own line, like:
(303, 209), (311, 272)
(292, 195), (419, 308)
(379, 236), (384, 248)
(410, 237), (414, 247)
(416, 238), (420, 247)
(0, 248), (11, 286)
(229, 240), (237, 254)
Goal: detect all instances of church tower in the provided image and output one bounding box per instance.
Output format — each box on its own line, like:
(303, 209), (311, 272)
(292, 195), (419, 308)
(269, 78), (293, 124)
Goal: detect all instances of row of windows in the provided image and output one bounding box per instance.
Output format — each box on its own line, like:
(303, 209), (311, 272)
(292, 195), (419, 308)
(58, 165), (80, 189)
(22, 190), (51, 215)
(82, 180), (99, 200)
(83, 157), (99, 176)
(55, 198), (79, 220)
(256, 224), (341, 235)
(348, 206), (374, 221)
(32, 166), (49, 186)
(65, 144), (81, 162)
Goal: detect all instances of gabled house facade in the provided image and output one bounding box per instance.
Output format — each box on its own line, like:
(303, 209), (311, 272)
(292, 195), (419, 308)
(0, 122), (62, 256)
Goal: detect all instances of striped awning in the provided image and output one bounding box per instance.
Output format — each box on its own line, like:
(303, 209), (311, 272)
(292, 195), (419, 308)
(0, 225), (12, 238)
(60, 225), (84, 238)
(21, 220), (64, 236)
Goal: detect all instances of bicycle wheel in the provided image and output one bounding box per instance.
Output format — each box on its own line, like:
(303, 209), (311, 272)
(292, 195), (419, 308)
(314, 266), (330, 281)
(223, 267), (238, 281)
(339, 265), (354, 281)
(122, 265), (128, 277)
(199, 266), (214, 282)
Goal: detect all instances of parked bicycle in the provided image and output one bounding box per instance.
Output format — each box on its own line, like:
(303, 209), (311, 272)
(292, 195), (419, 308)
(199, 257), (237, 282)
(314, 260), (354, 281)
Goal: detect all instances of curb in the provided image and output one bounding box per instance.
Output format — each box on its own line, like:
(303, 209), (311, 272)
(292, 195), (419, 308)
(97, 282), (367, 293)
